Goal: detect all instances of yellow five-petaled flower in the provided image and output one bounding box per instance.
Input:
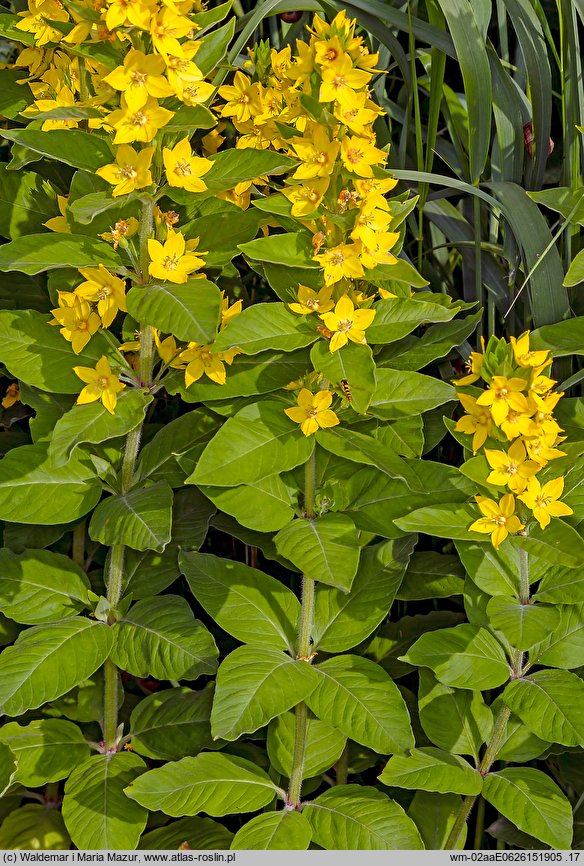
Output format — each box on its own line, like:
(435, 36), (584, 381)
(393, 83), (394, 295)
(518, 476), (574, 530)
(285, 388), (340, 436)
(73, 356), (125, 415)
(469, 493), (524, 550)
(320, 295), (376, 353)
(148, 229), (206, 284)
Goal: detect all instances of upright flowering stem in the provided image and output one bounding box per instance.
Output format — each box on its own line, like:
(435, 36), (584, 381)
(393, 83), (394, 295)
(287, 448), (317, 808)
(102, 196), (156, 751)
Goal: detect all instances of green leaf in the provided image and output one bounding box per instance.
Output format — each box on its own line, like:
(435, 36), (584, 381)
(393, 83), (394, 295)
(0, 69), (34, 119)
(239, 232), (318, 269)
(231, 812), (312, 850)
(398, 552), (465, 600)
(402, 624), (510, 690)
(366, 612), (465, 680)
(0, 233), (121, 275)
(408, 791), (467, 850)
(139, 817), (233, 850)
(530, 604), (584, 669)
(531, 317), (584, 354)
(377, 312), (482, 371)
(193, 17), (235, 75)
(110, 595), (217, 681)
(211, 646), (318, 741)
(310, 341), (376, 413)
(124, 752), (280, 817)
(313, 538), (410, 652)
(455, 540), (522, 596)
(0, 618), (114, 717)
(0, 309), (119, 393)
(275, 513), (360, 592)
(483, 769), (572, 850)
(367, 297), (457, 344)
(189, 401), (314, 487)
(0, 742), (16, 797)
(0, 165), (56, 240)
(379, 748), (483, 795)
(395, 503), (481, 540)
(163, 103), (216, 132)
(89, 482), (173, 552)
(69, 189), (136, 226)
(130, 685), (214, 760)
(213, 302), (317, 355)
(182, 200), (263, 269)
(1, 129), (114, 172)
(515, 520), (584, 568)
(126, 280), (220, 345)
(0, 548), (91, 624)
(503, 669), (584, 746)
(369, 369), (455, 419)
(190, 148), (297, 199)
(0, 719), (89, 787)
(564, 250), (584, 287)
(199, 474), (295, 533)
(490, 698), (549, 762)
(486, 596), (560, 650)
(48, 389), (151, 466)
(170, 488), (216, 551)
(418, 670), (493, 761)
(180, 551), (300, 652)
(304, 785), (423, 850)
(62, 753), (147, 850)
(0, 805), (70, 850)
(136, 408), (220, 485)
(306, 655), (414, 755)
(267, 711), (346, 779)
(122, 548), (180, 599)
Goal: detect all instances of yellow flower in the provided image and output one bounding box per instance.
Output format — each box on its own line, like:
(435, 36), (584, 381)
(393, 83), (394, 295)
(2, 383), (20, 410)
(333, 92), (382, 135)
(340, 135), (386, 178)
(44, 195), (70, 233)
(484, 440), (540, 494)
(281, 178), (329, 217)
(500, 409), (529, 441)
(220, 293), (243, 329)
(455, 393), (492, 453)
(103, 50), (174, 110)
(108, 96), (174, 145)
(218, 71), (262, 124)
(469, 493), (524, 549)
(289, 285), (334, 315)
(455, 350), (484, 386)
(476, 376), (530, 426)
(105, 0), (156, 32)
(148, 229), (205, 284)
(319, 53), (371, 105)
(162, 138), (213, 193)
(153, 330), (182, 366)
(178, 344), (239, 386)
(50, 295), (101, 354)
(350, 201), (393, 245)
(96, 145), (155, 197)
(314, 242), (365, 286)
(99, 218), (140, 250)
(510, 332), (550, 369)
(150, 7), (196, 57)
(17, 0), (69, 47)
(291, 125), (340, 180)
(523, 434), (566, 467)
(30, 87), (78, 132)
(518, 476), (574, 530)
(354, 177), (398, 210)
(73, 356), (125, 415)
(284, 388), (340, 436)
(320, 295), (375, 352)
(74, 265), (127, 329)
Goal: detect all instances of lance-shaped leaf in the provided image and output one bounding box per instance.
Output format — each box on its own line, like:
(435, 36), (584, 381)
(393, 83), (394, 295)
(378, 312), (482, 371)
(267, 711), (346, 779)
(503, 669), (584, 746)
(379, 748), (483, 796)
(486, 596), (559, 651)
(402, 624), (510, 690)
(530, 603), (584, 669)
(211, 646), (319, 741)
(136, 408), (220, 486)
(239, 232), (318, 269)
(0, 804), (70, 850)
(369, 369), (455, 419)
(310, 341), (376, 414)
(0, 719), (89, 787)
(0, 742), (16, 797)
(395, 504), (485, 541)
(482, 768), (572, 850)
(398, 551), (465, 600)
(275, 513), (360, 592)
(367, 296), (457, 344)
(0, 548), (91, 624)
(418, 670), (493, 760)
(0, 309), (118, 394)
(0, 165), (56, 240)
(1, 128), (114, 172)
(126, 279), (220, 345)
(130, 685), (214, 761)
(48, 390), (151, 466)
(62, 753), (147, 850)
(0, 233), (121, 275)
(199, 474), (295, 533)
(213, 303), (317, 355)
(0, 619), (114, 717)
(180, 551), (300, 652)
(515, 520), (584, 568)
(231, 812), (312, 851)
(303, 785), (423, 850)
(138, 817), (233, 850)
(306, 655), (414, 755)
(408, 791), (467, 850)
(111, 596), (217, 681)
(190, 401), (314, 487)
(89, 482), (173, 552)
(197, 148), (298, 198)
(313, 538), (411, 652)
(124, 752), (281, 817)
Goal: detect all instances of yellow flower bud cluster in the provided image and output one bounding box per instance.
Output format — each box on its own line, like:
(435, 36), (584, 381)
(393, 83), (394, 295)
(454, 332), (573, 548)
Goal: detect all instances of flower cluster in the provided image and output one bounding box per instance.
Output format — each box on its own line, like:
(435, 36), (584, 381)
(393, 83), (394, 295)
(455, 333), (573, 548)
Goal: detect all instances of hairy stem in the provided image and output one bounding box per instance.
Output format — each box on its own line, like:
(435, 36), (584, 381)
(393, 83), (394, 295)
(518, 546), (530, 604)
(287, 447), (317, 809)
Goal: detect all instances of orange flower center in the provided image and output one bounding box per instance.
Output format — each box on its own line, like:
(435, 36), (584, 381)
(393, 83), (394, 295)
(162, 254), (179, 271)
(337, 318), (353, 332)
(98, 376), (110, 388)
(118, 164), (137, 179)
(174, 159), (192, 176)
(131, 111), (148, 127)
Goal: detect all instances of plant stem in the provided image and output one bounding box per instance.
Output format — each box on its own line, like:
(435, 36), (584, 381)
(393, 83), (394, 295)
(473, 795), (485, 849)
(139, 196), (155, 284)
(336, 742), (349, 785)
(518, 546), (530, 604)
(287, 447), (317, 809)
(72, 521), (85, 568)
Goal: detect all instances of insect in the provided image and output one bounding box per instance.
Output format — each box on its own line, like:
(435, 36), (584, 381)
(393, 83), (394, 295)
(339, 379), (353, 402)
